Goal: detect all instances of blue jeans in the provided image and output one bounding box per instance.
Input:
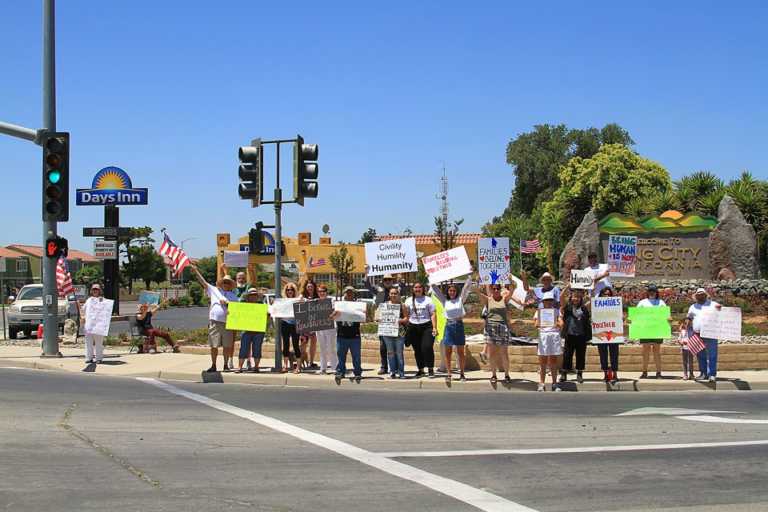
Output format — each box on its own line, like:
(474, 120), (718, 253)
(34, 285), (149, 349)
(379, 336), (388, 371)
(382, 336), (405, 377)
(239, 332), (264, 359)
(697, 338), (718, 377)
(598, 344), (620, 370)
(336, 337), (362, 377)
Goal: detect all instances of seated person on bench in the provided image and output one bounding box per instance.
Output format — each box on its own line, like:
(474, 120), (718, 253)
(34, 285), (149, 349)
(136, 302), (179, 353)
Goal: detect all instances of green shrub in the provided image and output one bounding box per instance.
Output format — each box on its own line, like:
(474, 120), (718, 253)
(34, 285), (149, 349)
(188, 282), (204, 305)
(177, 296), (192, 307)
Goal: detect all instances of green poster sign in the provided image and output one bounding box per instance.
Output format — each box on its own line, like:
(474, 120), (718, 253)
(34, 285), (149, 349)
(628, 306), (672, 340)
(226, 302), (268, 333)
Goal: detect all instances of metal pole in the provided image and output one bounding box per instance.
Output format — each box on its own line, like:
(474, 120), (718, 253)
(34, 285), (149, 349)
(272, 142), (283, 371)
(41, 0), (60, 357)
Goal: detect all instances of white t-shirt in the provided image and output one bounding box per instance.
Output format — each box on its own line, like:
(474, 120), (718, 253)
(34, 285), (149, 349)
(207, 284), (238, 323)
(430, 283), (472, 321)
(638, 298), (667, 308)
(406, 296), (436, 325)
(585, 264), (611, 296)
(687, 300), (720, 334)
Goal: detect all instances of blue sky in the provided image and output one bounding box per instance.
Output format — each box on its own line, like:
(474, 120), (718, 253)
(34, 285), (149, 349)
(1, 1), (766, 258)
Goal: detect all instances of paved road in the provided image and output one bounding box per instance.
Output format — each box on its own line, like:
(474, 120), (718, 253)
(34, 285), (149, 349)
(1, 368), (767, 511)
(111, 303), (208, 335)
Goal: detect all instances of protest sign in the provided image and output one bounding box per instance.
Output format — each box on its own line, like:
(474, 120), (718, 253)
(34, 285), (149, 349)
(628, 306), (672, 339)
(365, 238), (417, 276)
(608, 235), (637, 278)
(432, 295), (446, 342)
(539, 308), (556, 328)
(377, 303), (401, 337)
(138, 291), (161, 305)
(506, 274), (527, 311)
(478, 237), (510, 285)
(223, 250), (249, 268)
(226, 302), (268, 332)
(570, 269), (594, 290)
(700, 307), (742, 341)
(590, 296), (624, 343)
(334, 301), (367, 323)
(85, 298), (114, 337)
(422, 246), (472, 284)
(294, 298), (335, 334)
(269, 298), (299, 319)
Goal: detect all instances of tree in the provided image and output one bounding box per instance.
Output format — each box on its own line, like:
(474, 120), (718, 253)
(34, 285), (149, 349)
(673, 171), (723, 213)
(194, 256), (218, 285)
(329, 244), (355, 296)
(74, 264), (103, 286)
(433, 216), (464, 252)
(122, 246), (168, 290)
(118, 227), (154, 292)
(358, 227), (377, 244)
(482, 210), (546, 277)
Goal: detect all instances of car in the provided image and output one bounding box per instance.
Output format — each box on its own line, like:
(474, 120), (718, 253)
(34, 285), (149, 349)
(354, 288), (376, 305)
(7, 284), (68, 339)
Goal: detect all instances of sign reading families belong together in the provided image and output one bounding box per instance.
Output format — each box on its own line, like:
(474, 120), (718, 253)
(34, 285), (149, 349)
(590, 296), (625, 343)
(478, 237), (511, 284)
(364, 238), (418, 276)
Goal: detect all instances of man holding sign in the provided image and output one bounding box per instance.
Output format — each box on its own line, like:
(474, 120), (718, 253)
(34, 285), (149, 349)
(332, 287), (365, 384)
(81, 284), (112, 364)
(684, 288), (722, 382)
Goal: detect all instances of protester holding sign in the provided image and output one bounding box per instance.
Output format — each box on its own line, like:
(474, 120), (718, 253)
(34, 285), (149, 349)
(365, 266), (399, 376)
(81, 284), (108, 364)
(533, 292), (562, 391)
(332, 287), (364, 384)
(559, 287), (591, 383)
(683, 288), (721, 382)
(584, 253), (611, 297)
(298, 278), (321, 373)
(376, 288), (409, 379)
(475, 283), (520, 383)
(315, 285), (338, 374)
(235, 288), (266, 373)
(526, 272), (560, 308)
(279, 283), (301, 373)
(594, 287), (624, 383)
(136, 301), (178, 354)
(192, 266), (239, 373)
(430, 280), (474, 381)
(405, 282), (438, 378)
(634, 284), (669, 379)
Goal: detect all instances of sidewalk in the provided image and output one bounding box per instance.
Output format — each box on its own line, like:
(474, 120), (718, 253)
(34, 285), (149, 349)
(0, 345), (765, 391)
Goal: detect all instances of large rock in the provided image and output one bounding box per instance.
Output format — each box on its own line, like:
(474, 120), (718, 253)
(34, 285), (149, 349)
(709, 195), (759, 279)
(559, 209), (600, 278)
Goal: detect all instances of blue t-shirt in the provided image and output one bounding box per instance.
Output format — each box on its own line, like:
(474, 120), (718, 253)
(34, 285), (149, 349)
(533, 286), (561, 309)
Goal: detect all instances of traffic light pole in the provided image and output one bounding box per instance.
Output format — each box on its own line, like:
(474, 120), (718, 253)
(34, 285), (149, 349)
(273, 187), (283, 371)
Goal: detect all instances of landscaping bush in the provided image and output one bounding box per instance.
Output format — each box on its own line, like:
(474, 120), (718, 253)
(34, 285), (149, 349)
(188, 282), (204, 305)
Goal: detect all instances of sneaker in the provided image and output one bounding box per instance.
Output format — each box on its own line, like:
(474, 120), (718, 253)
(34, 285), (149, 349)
(310, 363), (319, 370)
(334, 374), (342, 384)
(354, 376), (362, 383)
(504, 375), (512, 383)
(390, 373), (397, 379)
(252, 367), (260, 373)
(205, 366), (217, 373)
(428, 368), (435, 377)
(655, 372), (663, 379)
(553, 385), (562, 392)
(377, 369), (387, 375)
(640, 372), (648, 379)
(709, 376), (716, 383)
(320, 369), (327, 375)
(415, 371), (425, 378)
(696, 373), (706, 380)
(577, 372), (584, 384)
(537, 383), (546, 392)
(246, 362), (252, 371)
(611, 371), (618, 383)
(222, 365), (231, 373)
(682, 373), (690, 380)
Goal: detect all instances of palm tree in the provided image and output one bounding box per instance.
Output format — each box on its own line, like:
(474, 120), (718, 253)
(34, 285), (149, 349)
(674, 171), (723, 213)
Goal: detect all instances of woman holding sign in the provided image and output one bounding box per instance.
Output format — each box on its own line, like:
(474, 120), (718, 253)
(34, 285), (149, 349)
(315, 285), (338, 374)
(636, 284), (667, 379)
(430, 281), (473, 381)
(298, 278), (320, 371)
(81, 283), (107, 364)
(280, 283), (301, 373)
(596, 286), (622, 383)
(405, 282), (437, 378)
(475, 283), (522, 383)
(377, 288), (409, 379)
(235, 288), (265, 373)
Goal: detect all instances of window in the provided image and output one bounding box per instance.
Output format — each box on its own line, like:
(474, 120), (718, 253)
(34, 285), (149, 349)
(17, 286), (42, 301)
(16, 258), (28, 273)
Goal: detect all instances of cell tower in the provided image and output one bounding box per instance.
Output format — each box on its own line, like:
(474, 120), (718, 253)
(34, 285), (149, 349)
(438, 165), (449, 228)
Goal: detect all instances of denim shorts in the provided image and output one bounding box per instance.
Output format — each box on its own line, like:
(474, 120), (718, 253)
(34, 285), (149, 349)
(443, 320), (466, 346)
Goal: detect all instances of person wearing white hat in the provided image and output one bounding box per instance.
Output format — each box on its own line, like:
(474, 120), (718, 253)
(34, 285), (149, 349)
(191, 265), (239, 373)
(81, 284), (106, 363)
(683, 288), (721, 382)
(527, 272), (561, 309)
(533, 291), (563, 391)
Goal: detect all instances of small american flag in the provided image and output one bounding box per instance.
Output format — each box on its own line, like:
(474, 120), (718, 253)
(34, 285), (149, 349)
(158, 232), (191, 276)
(683, 330), (706, 355)
(56, 256), (74, 297)
(308, 256), (326, 268)
(520, 240), (542, 254)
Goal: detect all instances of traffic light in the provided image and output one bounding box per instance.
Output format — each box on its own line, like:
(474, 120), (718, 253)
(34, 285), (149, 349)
(45, 236), (68, 259)
(293, 135), (318, 205)
(238, 138), (262, 207)
(42, 131), (70, 222)
(249, 222), (265, 254)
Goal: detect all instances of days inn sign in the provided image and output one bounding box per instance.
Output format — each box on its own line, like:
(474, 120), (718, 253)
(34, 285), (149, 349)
(76, 167), (148, 206)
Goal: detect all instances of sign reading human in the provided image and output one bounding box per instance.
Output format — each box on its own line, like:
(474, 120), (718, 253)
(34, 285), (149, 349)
(570, 269), (594, 290)
(422, 246), (473, 284)
(478, 237), (510, 285)
(608, 235), (637, 278)
(364, 238), (418, 276)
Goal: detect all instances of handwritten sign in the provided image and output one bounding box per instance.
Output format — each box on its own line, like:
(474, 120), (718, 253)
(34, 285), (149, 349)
(293, 298), (335, 334)
(570, 269), (594, 290)
(377, 303), (401, 337)
(590, 296), (624, 344)
(508, 274), (526, 311)
(422, 246), (472, 284)
(334, 301), (367, 323)
(700, 307), (742, 341)
(226, 302), (268, 332)
(539, 308), (556, 328)
(478, 237), (510, 285)
(269, 298), (299, 319)
(138, 291), (161, 305)
(84, 298), (114, 337)
(628, 306), (671, 339)
(608, 235), (637, 278)
(365, 238), (417, 276)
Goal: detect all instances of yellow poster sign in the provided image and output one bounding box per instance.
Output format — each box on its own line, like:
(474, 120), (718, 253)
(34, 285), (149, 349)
(226, 302), (268, 332)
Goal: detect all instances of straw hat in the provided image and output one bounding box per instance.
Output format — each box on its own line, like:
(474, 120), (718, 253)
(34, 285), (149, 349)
(217, 275), (235, 287)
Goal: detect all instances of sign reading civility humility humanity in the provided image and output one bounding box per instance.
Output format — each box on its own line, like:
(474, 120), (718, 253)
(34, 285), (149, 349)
(700, 306), (742, 341)
(225, 302), (268, 332)
(364, 238), (418, 276)
(570, 269), (594, 290)
(377, 303), (401, 337)
(628, 306), (672, 339)
(478, 237), (510, 285)
(293, 298), (335, 334)
(422, 246), (472, 284)
(76, 167), (148, 206)
(607, 235), (637, 278)
(590, 296), (625, 344)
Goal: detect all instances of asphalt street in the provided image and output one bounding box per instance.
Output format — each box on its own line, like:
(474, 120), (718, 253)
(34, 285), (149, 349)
(1, 368), (767, 511)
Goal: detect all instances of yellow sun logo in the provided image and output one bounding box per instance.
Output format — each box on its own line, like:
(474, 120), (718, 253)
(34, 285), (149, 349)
(92, 167), (132, 190)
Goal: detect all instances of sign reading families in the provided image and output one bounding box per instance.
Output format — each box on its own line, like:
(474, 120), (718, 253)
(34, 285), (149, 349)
(628, 306), (672, 339)
(226, 302), (268, 332)
(570, 269), (594, 290)
(422, 246), (472, 284)
(478, 237), (510, 285)
(608, 235), (637, 278)
(293, 298), (335, 334)
(700, 306), (742, 341)
(590, 296), (625, 344)
(377, 303), (401, 337)
(364, 238), (417, 276)
(76, 167), (148, 206)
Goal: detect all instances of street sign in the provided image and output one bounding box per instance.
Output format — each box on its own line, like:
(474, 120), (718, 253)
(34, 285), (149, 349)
(93, 240), (118, 260)
(82, 227), (132, 239)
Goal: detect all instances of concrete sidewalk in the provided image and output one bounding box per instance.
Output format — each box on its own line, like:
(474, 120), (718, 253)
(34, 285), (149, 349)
(0, 344), (764, 391)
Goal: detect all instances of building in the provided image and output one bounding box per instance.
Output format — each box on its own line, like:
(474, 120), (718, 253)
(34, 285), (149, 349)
(1, 245), (100, 295)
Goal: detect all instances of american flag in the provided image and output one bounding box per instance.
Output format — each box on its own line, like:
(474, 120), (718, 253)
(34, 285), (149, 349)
(520, 240), (542, 254)
(56, 256), (74, 297)
(158, 232), (191, 276)
(682, 330), (706, 354)
(308, 256), (326, 268)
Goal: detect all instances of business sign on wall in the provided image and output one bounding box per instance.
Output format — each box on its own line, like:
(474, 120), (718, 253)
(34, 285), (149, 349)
(76, 167), (148, 206)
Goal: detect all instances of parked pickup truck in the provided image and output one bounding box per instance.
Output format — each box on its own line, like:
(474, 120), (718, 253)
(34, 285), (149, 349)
(7, 284), (68, 339)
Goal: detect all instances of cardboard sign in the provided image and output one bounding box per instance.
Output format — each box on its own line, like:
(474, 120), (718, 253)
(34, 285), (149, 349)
(138, 291), (161, 305)
(570, 269), (594, 290)
(294, 298), (335, 334)
(377, 303), (401, 337)
(422, 246), (472, 284)
(269, 298), (299, 319)
(84, 298), (114, 337)
(223, 250), (249, 268)
(590, 296), (624, 344)
(478, 237), (510, 285)
(539, 308), (556, 328)
(335, 301), (367, 323)
(225, 302), (268, 332)
(365, 238), (418, 276)
(432, 295), (446, 342)
(628, 306), (671, 339)
(700, 307), (742, 341)
(508, 274), (526, 311)
(608, 235), (637, 278)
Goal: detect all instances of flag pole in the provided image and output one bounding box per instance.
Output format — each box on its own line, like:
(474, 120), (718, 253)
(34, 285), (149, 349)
(519, 239), (524, 275)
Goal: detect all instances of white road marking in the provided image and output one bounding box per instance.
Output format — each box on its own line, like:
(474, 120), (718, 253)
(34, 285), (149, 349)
(138, 377), (537, 512)
(378, 440), (768, 458)
(676, 415), (768, 425)
(616, 407), (743, 416)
